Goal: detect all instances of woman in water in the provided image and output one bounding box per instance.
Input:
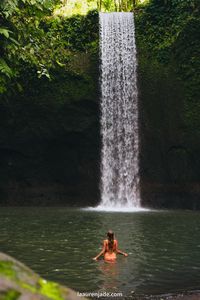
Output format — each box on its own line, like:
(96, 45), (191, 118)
(93, 230), (128, 261)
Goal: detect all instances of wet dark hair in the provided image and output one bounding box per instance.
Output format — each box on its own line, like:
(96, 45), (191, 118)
(107, 230), (114, 250)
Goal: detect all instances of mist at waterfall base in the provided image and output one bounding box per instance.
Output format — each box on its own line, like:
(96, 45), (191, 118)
(89, 13), (144, 212)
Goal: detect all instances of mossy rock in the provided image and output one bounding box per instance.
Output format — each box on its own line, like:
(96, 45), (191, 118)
(0, 253), (87, 300)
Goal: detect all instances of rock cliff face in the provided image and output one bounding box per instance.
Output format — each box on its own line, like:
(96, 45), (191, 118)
(135, 1), (200, 209)
(0, 71), (100, 206)
(138, 61), (200, 209)
(0, 21), (101, 207)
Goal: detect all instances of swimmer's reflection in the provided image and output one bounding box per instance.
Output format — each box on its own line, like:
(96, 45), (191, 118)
(98, 260), (120, 290)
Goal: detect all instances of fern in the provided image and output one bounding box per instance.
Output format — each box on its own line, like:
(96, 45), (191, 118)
(0, 28), (11, 38)
(0, 58), (14, 78)
(0, 0), (18, 18)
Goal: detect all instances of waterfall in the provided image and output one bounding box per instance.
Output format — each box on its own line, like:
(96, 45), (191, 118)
(98, 12), (141, 210)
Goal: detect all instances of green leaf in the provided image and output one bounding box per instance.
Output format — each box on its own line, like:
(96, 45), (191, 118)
(8, 37), (20, 46)
(0, 28), (11, 38)
(0, 58), (13, 78)
(56, 60), (65, 67)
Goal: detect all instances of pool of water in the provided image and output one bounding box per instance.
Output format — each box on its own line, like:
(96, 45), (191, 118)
(0, 207), (200, 296)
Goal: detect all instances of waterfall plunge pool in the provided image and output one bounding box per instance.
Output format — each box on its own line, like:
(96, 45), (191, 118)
(1, 207), (200, 297)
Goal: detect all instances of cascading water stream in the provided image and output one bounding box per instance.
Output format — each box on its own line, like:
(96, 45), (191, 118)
(98, 12), (141, 211)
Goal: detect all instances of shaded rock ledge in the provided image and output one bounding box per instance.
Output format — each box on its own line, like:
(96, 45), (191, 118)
(0, 252), (87, 300)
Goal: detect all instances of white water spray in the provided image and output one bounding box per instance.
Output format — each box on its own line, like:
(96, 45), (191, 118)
(97, 12), (141, 211)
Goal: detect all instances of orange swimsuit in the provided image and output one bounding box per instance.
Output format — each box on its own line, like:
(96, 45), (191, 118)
(104, 239), (117, 261)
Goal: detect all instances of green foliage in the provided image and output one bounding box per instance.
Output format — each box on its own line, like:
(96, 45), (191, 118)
(0, 59), (14, 78)
(0, 0), (146, 94)
(1, 0), (199, 135)
(2, 290), (21, 300)
(0, 0), (57, 17)
(0, 28), (11, 38)
(0, 0), (98, 94)
(39, 279), (63, 300)
(0, 262), (16, 279)
(20, 278), (64, 299)
(173, 17), (200, 130)
(52, 0), (147, 16)
(136, 0), (200, 131)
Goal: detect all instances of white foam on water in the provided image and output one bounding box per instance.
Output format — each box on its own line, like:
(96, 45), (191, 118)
(84, 205), (150, 212)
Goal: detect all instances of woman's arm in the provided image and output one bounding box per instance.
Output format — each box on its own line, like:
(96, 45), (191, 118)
(93, 240), (106, 260)
(115, 240), (128, 257)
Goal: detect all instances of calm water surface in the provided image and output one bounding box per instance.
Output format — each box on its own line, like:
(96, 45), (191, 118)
(0, 207), (200, 296)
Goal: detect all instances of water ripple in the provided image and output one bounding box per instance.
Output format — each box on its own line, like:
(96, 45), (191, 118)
(1, 208), (200, 295)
